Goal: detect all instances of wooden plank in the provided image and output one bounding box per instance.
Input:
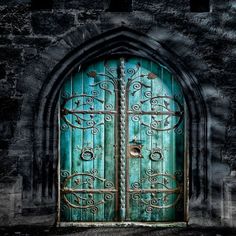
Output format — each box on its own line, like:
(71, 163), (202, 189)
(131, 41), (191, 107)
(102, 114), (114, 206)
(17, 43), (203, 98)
(150, 61), (163, 222)
(71, 69), (83, 221)
(139, 58), (152, 221)
(162, 67), (174, 221)
(60, 75), (72, 221)
(93, 60), (105, 221)
(103, 59), (117, 221)
(127, 57), (141, 221)
(81, 64), (94, 222)
(171, 74), (177, 221)
(159, 65), (165, 221)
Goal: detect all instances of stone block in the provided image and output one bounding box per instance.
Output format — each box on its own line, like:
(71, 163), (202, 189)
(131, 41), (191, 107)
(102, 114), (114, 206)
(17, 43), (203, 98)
(31, 0), (53, 10)
(13, 37), (52, 49)
(0, 25), (11, 35)
(0, 97), (22, 121)
(0, 176), (22, 194)
(0, 37), (11, 45)
(23, 48), (38, 62)
(207, 100), (230, 124)
(0, 139), (9, 149)
(64, 0), (104, 10)
(212, 0), (231, 12)
(222, 172), (236, 227)
(0, 47), (22, 64)
(0, 176), (22, 226)
(0, 63), (6, 80)
(133, 0), (189, 12)
(32, 12), (75, 35)
(0, 121), (15, 139)
(0, 5), (31, 35)
(224, 58), (236, 73)
(53, 0), (64, 9)
(77, 10), (102, 21)
(228, 0), (236, 12)
(0, 0), (30, 6)
(62, 25), (98, 48)
(0, 80), (13, 96)
(100, 12), (153, 33)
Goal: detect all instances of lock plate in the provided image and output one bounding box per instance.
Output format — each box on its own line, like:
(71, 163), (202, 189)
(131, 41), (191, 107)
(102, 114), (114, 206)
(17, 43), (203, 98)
(128, 145), (142, 158)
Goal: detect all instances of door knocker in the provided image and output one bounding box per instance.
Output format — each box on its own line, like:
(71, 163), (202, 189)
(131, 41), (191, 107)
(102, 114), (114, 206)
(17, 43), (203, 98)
(149, 148), (163, 161)
(81, 147), (95, 161)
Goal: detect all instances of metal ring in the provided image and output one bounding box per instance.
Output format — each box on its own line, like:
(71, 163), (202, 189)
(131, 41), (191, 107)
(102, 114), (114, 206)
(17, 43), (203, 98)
(149, 149), (163, 161)
(81, 148), (95, 161)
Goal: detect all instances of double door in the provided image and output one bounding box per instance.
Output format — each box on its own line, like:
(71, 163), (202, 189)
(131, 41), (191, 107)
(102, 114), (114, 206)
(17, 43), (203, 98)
(59, 56), (186, 222)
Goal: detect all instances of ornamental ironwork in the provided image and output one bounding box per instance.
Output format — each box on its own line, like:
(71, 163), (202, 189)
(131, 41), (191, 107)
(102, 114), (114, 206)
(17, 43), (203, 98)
(61, 169), (116, 214)
(59, 57), (186, 222)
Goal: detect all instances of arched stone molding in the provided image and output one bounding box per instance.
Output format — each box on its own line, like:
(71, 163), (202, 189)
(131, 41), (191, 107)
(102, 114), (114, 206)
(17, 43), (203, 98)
(17, 26), (213, 224)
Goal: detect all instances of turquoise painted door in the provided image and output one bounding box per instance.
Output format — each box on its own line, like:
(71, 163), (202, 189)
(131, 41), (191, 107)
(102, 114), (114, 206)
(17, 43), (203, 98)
(59, 57), (186, 222)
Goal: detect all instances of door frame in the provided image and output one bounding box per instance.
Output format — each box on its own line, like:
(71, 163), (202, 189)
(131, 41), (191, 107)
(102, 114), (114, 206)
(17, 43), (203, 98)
(32, 27), (209, 227)
(56, 57), (190, 227)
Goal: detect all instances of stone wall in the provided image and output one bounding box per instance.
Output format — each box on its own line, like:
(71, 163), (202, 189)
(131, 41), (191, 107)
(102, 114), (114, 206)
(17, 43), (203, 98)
(0, 0), (235, 228)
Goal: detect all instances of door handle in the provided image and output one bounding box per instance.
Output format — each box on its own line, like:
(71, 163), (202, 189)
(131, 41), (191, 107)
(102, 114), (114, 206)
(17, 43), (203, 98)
(128, 145), (142, 158)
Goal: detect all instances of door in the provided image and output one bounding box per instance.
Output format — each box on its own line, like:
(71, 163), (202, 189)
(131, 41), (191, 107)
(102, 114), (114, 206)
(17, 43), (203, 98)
(59, 56), (186, 223)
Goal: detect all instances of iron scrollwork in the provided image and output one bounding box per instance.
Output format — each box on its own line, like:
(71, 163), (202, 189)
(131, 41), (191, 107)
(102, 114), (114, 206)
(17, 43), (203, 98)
(126, 63), (158, 97)
(61, 169), (116, 214)
(126, 61), (184, 135)
(60, 93), (106, 134)
(130, 169), (182, 213)
(140, 95), (184, 133)
(129, 95), (184, 135)
(60, 62), (118, 135)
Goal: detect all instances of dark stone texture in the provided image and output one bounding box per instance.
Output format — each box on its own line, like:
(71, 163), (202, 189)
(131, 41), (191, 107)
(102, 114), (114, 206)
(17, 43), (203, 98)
(31, 12), (75, 35)
(0, 5), (31, 35)
(133, 0), (190, 12)
(190, 0), (210, 12)
(0, 47), (22, 64)
(64, 0), (104, 10)
(0, 97), (22, 121)
(13, 37), (52, 48)
(53, 0), (64, 9)
(212, 0), (231, 11)
(0, 0), (235, 230)
(0, 37), (12, 45)
(0, 81), (14, 97)
(0, 63), (6, 80)
(100, 12), (153, 33)
(0, 154), (18, 179)
(105, 0), (132, 12)
(0, 0), (30, 6)
(31, 0), (53, 10)
(23, 48), (39, 62)
(0, 25), (12, 35)
(77, 10), (102, 21)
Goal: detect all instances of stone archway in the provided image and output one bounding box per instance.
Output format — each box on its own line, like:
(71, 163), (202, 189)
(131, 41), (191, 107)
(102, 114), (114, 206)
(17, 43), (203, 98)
(33, 26), (208, 224)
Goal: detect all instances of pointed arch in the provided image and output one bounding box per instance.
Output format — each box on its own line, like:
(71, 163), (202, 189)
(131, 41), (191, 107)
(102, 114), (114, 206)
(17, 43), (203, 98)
(34, 26), (208, 219)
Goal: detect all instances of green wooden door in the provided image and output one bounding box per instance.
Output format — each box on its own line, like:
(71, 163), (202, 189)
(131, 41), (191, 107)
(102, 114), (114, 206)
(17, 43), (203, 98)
(59, 57), (186, 223)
